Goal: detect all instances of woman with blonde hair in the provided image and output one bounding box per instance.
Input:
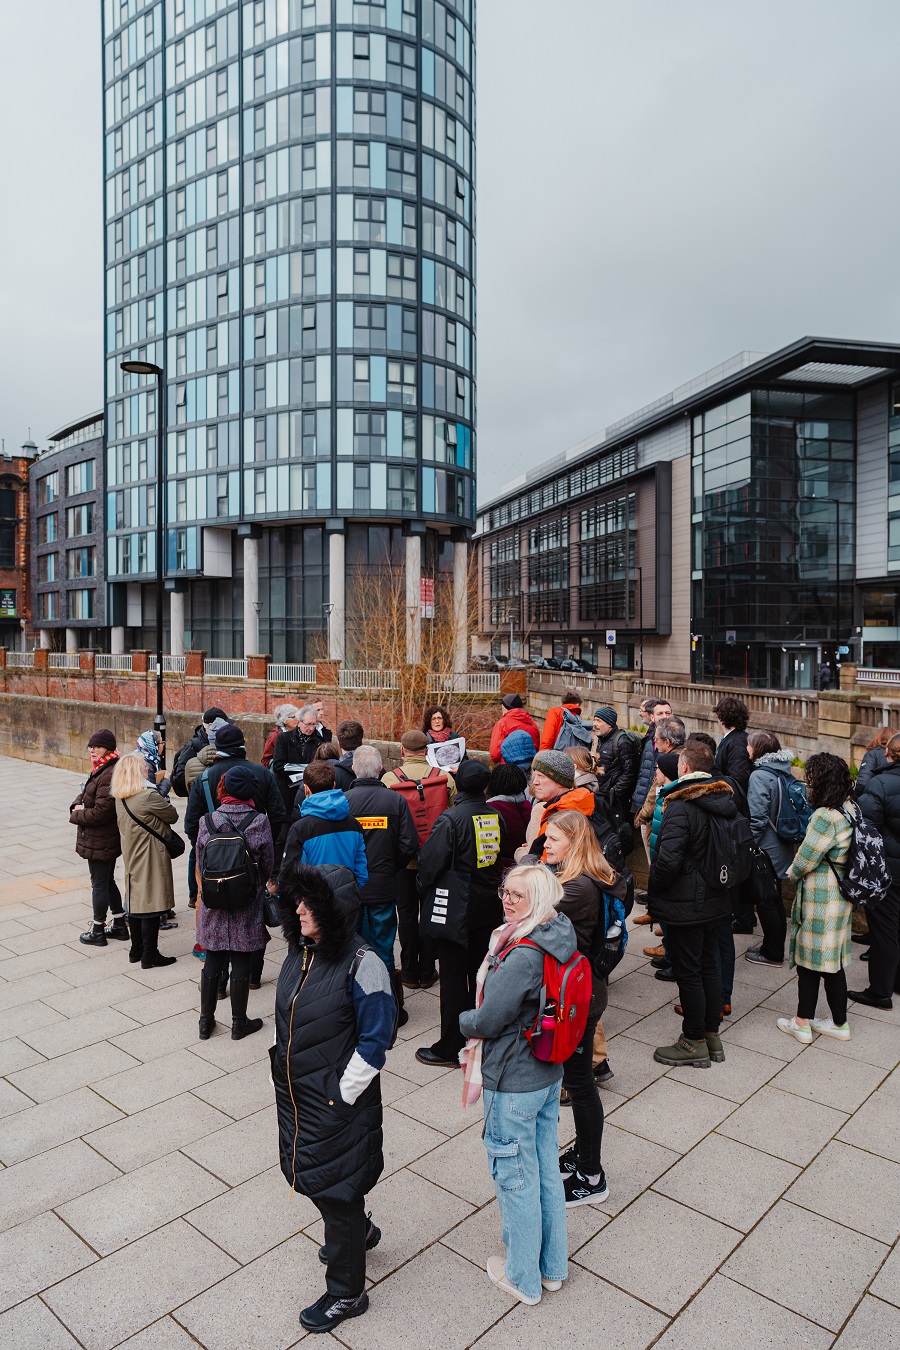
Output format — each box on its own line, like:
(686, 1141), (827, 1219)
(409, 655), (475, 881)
(111, 753), (180, 969)
(544, 810), (623, 1205)
(459, 863), (576, 1306)
(563, 745), (600, 794)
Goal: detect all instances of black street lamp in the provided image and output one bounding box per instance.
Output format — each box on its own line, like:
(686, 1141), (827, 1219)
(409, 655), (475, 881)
(120, 360), (166, 765)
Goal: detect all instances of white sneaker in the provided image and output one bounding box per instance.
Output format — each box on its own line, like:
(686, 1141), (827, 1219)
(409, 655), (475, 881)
(541, 1277), (564, 1292)
(810, 1017), (851, 1040)
(486, 1255), (540, 1305)
(777, 1016), (813, 1045)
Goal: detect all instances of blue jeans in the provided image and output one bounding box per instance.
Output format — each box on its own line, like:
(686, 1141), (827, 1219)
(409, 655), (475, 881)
(482, 1081), (568, 1299)
(359, 903), (397, 973)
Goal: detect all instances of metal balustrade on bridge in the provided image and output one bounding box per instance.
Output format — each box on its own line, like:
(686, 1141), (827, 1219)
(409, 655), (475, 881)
(162, 655), (186, 674)
(95, 654), (133, 672)
(203, 658), (248, 679)
(266, 663), (317, 686)
(48, 653), (79, 670)
(856, 668), (900, 686)
(6, 652), (34, 668)
(339, 669), (400, 691)
(427, 672), (501, 695)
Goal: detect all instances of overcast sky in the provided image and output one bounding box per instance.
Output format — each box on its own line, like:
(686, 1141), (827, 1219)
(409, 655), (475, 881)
(1, 1), (897, 503)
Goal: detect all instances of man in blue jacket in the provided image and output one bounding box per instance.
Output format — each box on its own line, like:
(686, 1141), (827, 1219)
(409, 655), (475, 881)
(279, 760), (368, 891)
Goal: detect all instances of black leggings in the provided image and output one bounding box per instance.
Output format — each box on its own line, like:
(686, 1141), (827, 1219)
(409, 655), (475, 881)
(203, 950), (255, 983)
(562, 1013), (604, 1176)
(796, 964), (847, 1024)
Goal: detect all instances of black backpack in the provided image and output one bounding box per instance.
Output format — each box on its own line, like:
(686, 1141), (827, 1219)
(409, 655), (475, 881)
(200, 810), (261, 911)
(700, 809), (754, 892)
(828, 804), (891, 910)
(588, 798), (634, 914)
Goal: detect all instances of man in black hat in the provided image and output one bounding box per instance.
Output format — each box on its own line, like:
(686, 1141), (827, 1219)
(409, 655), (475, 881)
(415, 760), (507, 1067)
(590, 707), (639, 818)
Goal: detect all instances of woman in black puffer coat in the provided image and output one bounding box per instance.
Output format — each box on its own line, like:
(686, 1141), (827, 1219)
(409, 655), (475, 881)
(855, 733), (900, 1005)
(70, 729), (127, 947)
(272, 861), (395, 1335)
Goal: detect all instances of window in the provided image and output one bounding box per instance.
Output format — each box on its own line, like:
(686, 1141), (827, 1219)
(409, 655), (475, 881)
(37, 473), (58, 506)
(67, 547), (96, 579)
(38, 513), (57, 544)
(67, 589), (95, 621)
(0, 524), (16, 567)
(65, 460), (95, 495)
(66, 504), (94, 538)
(38, 592), (58, 620)
(37, 554), (57, 582)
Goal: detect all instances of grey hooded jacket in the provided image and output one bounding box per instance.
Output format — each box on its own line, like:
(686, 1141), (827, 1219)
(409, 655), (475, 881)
(459, 912), (577, 1092)
(747, 751), (797, 877)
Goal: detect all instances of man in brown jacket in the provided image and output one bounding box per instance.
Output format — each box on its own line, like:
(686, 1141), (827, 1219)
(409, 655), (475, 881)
(382, 730), (455, 988)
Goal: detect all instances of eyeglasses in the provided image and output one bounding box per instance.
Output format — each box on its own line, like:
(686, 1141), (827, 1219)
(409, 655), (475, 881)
(497, 887), (525, 902)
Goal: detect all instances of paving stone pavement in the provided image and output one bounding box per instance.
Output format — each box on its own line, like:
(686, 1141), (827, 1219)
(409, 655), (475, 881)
(0, 753), (898, 1349)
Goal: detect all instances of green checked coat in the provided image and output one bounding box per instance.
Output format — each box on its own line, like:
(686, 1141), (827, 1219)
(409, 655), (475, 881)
(787, 804), (853, 973)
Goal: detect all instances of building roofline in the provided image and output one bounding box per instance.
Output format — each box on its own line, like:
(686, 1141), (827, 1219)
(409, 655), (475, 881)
(478, 336), (900, 514)
(47, 410), (105, 443)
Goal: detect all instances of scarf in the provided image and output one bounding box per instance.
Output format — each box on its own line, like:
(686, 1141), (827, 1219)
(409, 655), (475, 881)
(429, 727), (452, 742)
(220, 794), (255, 807)
(460, 911), (547, 1108)
(137, 731), (160, 775)
(91, 750), (118, 772)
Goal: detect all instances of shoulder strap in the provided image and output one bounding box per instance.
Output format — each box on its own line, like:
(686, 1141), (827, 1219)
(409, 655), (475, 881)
(392, 767), (410, 784)
(200, 768), (215, 813)
(122, 797), (168, 847)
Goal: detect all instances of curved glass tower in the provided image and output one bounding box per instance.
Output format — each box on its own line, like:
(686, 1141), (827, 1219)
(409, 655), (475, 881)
(102, 0), (475, 660)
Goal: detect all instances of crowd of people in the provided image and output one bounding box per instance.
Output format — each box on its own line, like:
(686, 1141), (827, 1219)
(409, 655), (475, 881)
(65, 686), (899, 1327)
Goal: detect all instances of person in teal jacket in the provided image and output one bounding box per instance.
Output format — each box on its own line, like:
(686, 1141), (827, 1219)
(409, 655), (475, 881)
(279, 760), (368, 891)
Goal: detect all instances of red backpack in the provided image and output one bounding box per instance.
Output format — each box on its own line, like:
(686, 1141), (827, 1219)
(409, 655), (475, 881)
(496, 939), (592, 1063)
(389, 767), (450, 845)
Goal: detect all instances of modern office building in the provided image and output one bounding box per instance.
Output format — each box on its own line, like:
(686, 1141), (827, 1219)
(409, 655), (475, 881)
(476, 337), (900, 690)
(0, 442), (39, 652)
(30, 413), (108, 651)
(101, 0), (475, 663)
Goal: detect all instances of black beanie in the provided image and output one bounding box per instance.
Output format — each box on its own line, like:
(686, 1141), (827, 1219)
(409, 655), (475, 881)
(88, 729), (117, 751)
(501, 693), (524, 710)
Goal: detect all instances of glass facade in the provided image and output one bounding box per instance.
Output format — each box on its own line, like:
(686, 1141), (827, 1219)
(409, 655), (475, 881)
(692, 388), (855, 687)
(102, 0), (476, 658)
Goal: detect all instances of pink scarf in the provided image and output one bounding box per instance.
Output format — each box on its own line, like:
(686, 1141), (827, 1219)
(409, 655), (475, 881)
(460, 912), (546, 1108)
(429, 727), (452, 742)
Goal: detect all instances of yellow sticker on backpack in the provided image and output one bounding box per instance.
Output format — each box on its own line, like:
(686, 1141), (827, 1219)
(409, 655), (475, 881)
(473, 813), (501, 869)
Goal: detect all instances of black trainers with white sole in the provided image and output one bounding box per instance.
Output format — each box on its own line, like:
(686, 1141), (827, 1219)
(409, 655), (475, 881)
(299, 1291), (369, 1332)
(564, 1168), (609, 1206)
(558, 1147), (579, 1175)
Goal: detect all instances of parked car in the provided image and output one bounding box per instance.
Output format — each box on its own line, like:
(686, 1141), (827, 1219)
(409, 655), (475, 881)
(532, 657), (562, 671)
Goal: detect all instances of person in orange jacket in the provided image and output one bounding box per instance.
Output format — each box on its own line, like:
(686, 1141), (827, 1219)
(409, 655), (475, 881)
(516, 751), (597, 861)
(539, 691), (584, 751)
(489, 693), (540, 764)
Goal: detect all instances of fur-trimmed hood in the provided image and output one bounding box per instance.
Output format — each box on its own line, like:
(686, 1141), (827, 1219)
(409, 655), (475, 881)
(663, 775), (736, 819)
(278, 862), (360, 961)
(753, 749), (794, 769)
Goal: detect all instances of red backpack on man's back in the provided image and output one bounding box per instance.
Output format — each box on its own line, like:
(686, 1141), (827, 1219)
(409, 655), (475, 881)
(388, 767), (450, 845)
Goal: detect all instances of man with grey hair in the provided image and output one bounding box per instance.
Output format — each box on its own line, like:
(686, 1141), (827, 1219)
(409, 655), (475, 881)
(272, 702), (330, 813)
(345, 747), (420, 1004)
(261, 704), (301, 768)
(655, 716), (686, 755)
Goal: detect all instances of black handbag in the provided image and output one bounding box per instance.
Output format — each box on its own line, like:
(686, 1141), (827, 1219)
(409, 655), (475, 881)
(747, 844), (779, 908)
(263, 888), (281, 928)
(420, 831), (471, 946)
(122, 799), (187, 859)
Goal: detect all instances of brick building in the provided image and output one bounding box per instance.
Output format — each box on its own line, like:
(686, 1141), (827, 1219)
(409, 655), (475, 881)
(0, 441), (39, 650)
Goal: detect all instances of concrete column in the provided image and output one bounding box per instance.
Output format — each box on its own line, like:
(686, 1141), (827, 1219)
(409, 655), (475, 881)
(39, 629), (52, 650)
(243, 535), (260, 657)
(169, 591), (185, 657)
(110, 626), (126, 654)
(65, 627), (78, 653)
(453, 539), (469, 674)
(405, 533), (422, 665)
(328, 531), (345, 661)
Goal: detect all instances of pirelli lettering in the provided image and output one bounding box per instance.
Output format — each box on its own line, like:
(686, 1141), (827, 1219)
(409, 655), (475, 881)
(356, 816), (389, 830)
(473, 813), (501, 869)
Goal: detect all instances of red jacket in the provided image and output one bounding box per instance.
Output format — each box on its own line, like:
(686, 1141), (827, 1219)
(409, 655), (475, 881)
(539, 703), (583, 751)
(489, 708), (540, 763)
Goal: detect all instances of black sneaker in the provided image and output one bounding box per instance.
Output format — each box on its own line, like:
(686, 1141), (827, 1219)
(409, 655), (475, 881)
(299, 1291), (369, 1332)
(105, 916), (130, 941)
(318, 1213), (381, 1264)
(564, 1168), (609, 1206)
(558, 1147), (579, 1175)
(79, 926), (107, 946)
(744, 946), (783, 967)
(593, 1059), (615, 1084)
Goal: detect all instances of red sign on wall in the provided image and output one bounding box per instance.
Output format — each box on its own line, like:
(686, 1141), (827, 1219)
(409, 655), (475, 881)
(420, 577), (435, 619)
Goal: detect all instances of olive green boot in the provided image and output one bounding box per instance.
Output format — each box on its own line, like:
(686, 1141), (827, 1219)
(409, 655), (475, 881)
(705, 1032), (725, 1063)
(653, 1035), (711, 1068)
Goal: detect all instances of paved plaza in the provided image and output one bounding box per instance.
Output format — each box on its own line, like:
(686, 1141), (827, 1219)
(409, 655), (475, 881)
(0, 755), (899, 1348)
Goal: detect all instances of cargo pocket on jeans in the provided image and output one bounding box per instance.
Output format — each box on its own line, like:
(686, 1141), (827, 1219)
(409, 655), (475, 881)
(485, 1135), (525, 1193)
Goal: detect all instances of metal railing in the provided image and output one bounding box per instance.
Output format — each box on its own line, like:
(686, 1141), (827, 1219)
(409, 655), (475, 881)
(48, 653), (80, 670)
(428, 671), (501, 694)
(339, 668), (399, 690)
(204, 658), (248, 679)
(856, 668), (900, 686)
(267, 663), (317, 685)
(6, 652), (34, 668)
(162, 655), (186, 674)
(529, 670), (614, 695)
(96, 654), (133, 672)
